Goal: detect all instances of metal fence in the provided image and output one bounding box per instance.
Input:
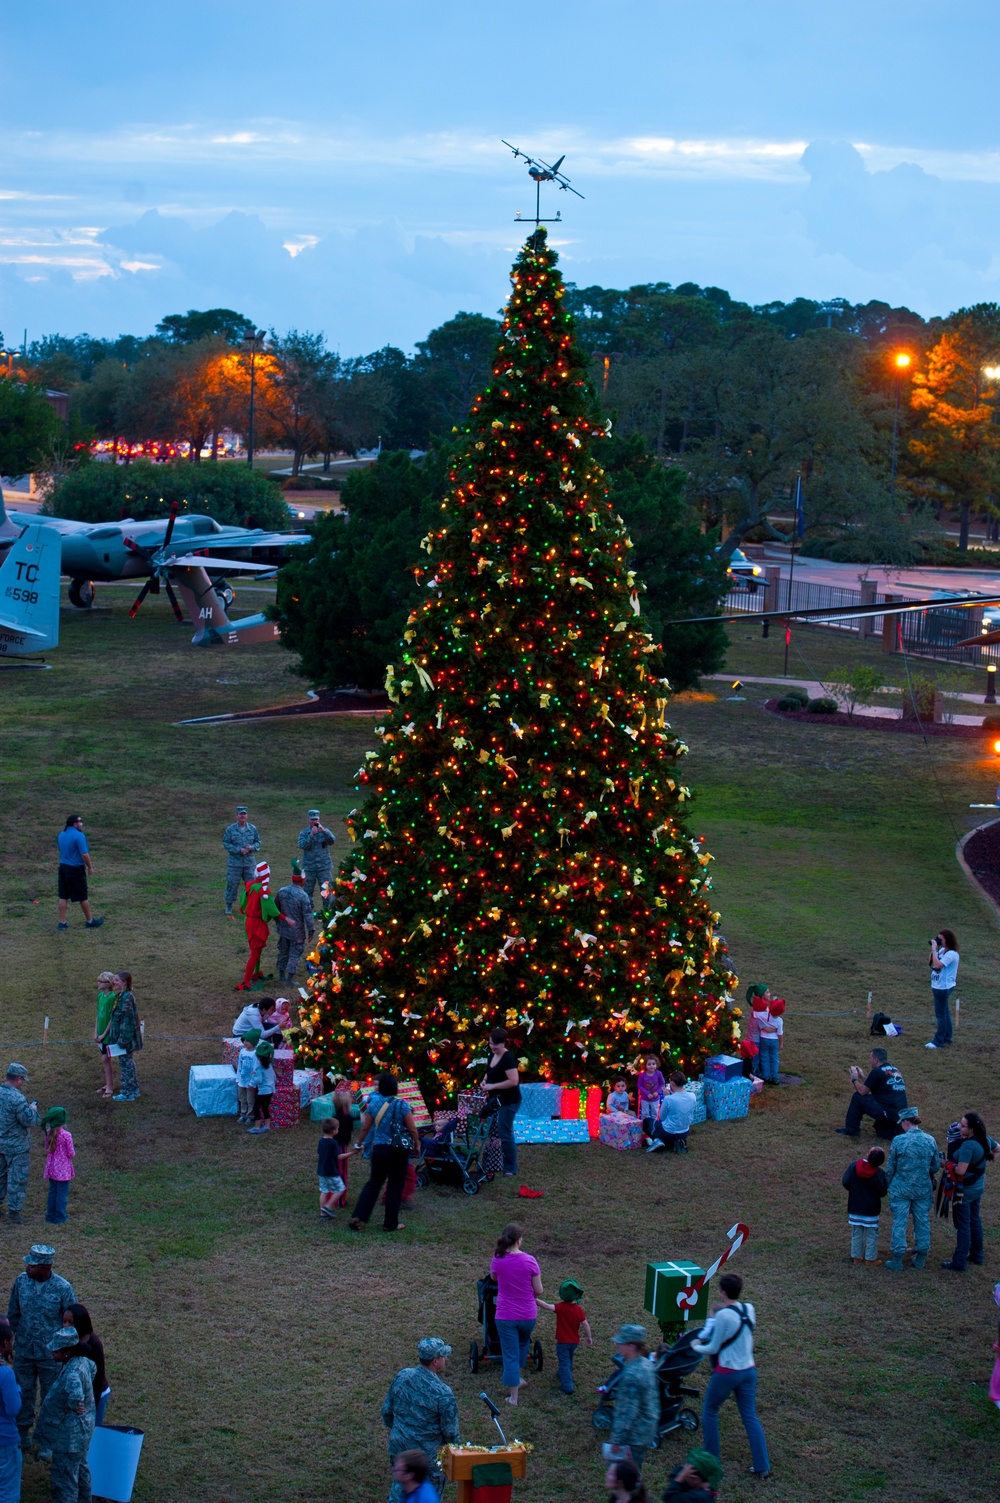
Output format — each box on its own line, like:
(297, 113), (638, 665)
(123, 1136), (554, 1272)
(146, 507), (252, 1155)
(723, 581), (1000, 667)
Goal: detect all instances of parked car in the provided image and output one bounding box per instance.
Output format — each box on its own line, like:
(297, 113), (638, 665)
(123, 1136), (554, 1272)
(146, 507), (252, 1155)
(726, 547), (764, 592)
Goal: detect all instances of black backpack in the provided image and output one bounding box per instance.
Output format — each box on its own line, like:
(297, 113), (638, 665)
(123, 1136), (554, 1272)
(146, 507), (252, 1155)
(870, 1012), (893, 1036)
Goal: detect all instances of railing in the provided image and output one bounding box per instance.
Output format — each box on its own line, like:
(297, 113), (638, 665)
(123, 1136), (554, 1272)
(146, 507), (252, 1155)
(722, 581), (1000, 667)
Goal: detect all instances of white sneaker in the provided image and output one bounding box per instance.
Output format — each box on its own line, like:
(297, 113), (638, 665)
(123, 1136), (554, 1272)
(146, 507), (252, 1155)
(925, 1042), (937, 1049)
(646, 1140), (665, 1153)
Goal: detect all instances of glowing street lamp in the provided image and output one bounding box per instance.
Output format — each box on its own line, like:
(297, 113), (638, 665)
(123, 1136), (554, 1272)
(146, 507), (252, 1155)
(240, 328), (267, 469)
(891, 351), (913, 492)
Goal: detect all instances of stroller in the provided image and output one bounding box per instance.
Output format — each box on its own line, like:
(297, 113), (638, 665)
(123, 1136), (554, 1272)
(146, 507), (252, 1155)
(593, 1327), (704, 1441)
(414, 1113), (495, 1196)
(469, 1273), (544, 1374)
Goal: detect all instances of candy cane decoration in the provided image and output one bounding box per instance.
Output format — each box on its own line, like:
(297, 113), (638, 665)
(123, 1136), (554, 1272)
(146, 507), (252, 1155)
(677, 1222), (750, 1310)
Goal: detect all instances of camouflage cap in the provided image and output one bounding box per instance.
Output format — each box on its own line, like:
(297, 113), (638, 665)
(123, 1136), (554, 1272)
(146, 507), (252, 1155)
(897, 1106), (920, 1121)
(418, 1337), (452, 1360)
(236, 806), (249, 814)
(307, 809), (321, 818)
(611, 1323), (647, 1345)
(24, 1244), (56, 1266)
(5, 1063), (28, 1081)
(47, 1327), (79, 1353)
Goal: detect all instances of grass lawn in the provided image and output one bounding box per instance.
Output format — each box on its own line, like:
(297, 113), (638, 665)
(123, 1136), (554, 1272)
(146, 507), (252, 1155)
(1, 603), (998, 1503)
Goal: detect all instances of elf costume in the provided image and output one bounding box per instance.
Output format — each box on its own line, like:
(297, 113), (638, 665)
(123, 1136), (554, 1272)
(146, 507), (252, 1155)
(237, 861), (281, 989)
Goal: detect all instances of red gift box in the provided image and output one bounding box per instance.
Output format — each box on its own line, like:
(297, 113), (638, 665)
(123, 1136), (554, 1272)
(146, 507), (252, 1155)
(269, 1083), (300, 1128)
(272, 1048), (295, 1084)
(585, 1084), (602, 1137)
(560, 1088), (581, 1120)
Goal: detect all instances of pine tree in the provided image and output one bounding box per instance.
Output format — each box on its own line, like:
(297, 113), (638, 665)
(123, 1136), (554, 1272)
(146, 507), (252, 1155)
(296, 230), (737, 1105)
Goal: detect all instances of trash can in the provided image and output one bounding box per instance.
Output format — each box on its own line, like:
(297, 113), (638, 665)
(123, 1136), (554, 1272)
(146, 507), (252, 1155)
(88, 1425), (144, 1502)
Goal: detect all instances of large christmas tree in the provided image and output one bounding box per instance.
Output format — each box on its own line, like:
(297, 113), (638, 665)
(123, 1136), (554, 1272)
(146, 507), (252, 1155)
(296, 230), (737, 1105)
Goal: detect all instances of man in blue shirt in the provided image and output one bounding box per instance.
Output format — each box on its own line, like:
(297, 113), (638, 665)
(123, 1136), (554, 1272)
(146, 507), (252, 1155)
(646, 1072), (697, 1153)
(56, 816), (103, 931)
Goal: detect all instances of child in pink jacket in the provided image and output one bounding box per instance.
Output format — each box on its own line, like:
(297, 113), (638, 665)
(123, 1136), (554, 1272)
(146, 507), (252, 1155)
(43, 1107), (75, 1225)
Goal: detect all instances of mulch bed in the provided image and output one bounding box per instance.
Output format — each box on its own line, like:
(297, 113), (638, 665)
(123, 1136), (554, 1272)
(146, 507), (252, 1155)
(961, 818), (1000, 907)
(765, 699), (995, 739)
(232, 689), (389, 720)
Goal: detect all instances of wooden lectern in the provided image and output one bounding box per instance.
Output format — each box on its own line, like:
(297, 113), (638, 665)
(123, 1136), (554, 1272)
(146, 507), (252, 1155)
(440, 1446), (527, 1503)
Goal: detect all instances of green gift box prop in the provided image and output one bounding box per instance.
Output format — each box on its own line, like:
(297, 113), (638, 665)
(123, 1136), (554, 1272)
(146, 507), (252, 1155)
(309, 1092), (335, 1122)
(644, 1259), (708, 1336)
(472, 1461), (514, 1503)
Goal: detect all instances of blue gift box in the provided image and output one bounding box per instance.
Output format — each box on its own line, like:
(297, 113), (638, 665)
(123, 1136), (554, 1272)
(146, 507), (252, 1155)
(514, 1118), (590, 1144)
(705, 1054), (743, 1083)
(518, 1082), (564, 1120)
(704, 1076), (751, 1121)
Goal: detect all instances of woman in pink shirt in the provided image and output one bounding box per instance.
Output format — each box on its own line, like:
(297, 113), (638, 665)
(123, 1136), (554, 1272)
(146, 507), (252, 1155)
(42, 1107), (75, 1225)
(489, 1222), (553, 1405)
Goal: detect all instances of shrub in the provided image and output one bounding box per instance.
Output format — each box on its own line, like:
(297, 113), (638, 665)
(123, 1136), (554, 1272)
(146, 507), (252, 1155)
(776, 695), (807, 712)
(783, 687), (810, 707)
(829, 663), (885, 717)
(807, 697), (838, 713)
(44, 458), (292, 531)
(983, 714), (1000, 731)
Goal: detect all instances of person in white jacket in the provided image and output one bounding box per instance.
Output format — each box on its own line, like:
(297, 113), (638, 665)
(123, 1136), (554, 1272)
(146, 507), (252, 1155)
(691, 1273), (770, 1479)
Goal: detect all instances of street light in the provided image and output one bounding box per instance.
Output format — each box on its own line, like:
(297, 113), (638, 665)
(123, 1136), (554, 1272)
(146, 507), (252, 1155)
(891, 352), (912, 493)
(986, 664), (997, 705)
(240, 328), (266, 468)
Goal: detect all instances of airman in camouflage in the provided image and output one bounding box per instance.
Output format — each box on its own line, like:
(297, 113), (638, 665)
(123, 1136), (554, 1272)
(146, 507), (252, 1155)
(382, 1337), (459, 1501)
(223, 806), (261, 916)
(297, 810), (336, 905)
(8, 1244), (77, 1448)
(0, 1063), (39, 1223)
(34, 1326), (96, 1503)
(275, 861), (315, 982)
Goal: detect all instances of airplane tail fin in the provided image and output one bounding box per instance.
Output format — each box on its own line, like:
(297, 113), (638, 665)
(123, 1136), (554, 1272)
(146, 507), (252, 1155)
(0, 523), (60, 653)
(171, 565), (280, 647)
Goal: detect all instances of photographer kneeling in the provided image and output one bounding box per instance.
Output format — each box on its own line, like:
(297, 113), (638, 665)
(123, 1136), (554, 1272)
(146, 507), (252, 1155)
(836, 1048), (907, 1141)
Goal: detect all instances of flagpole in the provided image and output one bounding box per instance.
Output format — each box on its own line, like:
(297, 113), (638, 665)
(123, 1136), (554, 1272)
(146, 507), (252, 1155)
(783, 475), (803, 677)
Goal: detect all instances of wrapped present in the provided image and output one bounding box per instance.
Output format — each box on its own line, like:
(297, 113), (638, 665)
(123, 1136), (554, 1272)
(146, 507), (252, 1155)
(293, 1069), (323, 1109)
(560, 1088), (581, 1120)
(644, 1259), (708, 1327)
(586, 1085), (602, 1137)
(514, 1118), (590, 1144)
(433, 1110), (458, 1131)
(690, 1076), (707, 1125)
(221, 1037), (242, 1068)
(599, 1111), (643, 1151)
(310, 1092), (335, 1123)
(398, 1079), (432, 1128)
(704, 1054), (743, 1083)
(518, 1083), (563, 1120)
(704, 1076), (751, 1121)
(272, 1048), (295, 1084)
(188, 1064), (237, 1118)
(269, 1084), (300, 1129)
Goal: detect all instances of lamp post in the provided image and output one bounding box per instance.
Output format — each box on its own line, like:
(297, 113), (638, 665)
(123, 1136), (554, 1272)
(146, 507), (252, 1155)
(890, 351), (911, 493)
(241, 328), (266, 468)
(987, 664), (997, 705)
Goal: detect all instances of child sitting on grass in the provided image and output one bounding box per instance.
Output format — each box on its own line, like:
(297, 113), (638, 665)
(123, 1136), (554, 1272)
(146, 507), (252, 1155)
(94, 971), (117, 1100)
(317, 1117), (347, 1220)
(42, 1107), (74, 1225)
(842, 1146), (888, 1263)
(606, 1079), (632, 1113)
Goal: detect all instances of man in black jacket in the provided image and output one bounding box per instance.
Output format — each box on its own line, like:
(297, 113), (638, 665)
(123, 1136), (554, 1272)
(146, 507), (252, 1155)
(837, 1048), (907, 1139)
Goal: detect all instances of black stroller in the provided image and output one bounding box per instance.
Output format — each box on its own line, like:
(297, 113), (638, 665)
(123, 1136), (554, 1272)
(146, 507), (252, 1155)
(414, 1114), (495, 1197)
(593, 1327), (704, 1440)
(469, 1274), (544, 1374)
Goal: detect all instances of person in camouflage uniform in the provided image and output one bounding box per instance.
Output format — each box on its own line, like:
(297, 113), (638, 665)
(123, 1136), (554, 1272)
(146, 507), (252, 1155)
(0, 1063), (39, 1224)
(34, 1326), (96, 1503)
(8, 1244), (76, 1450)
(222, 806), (261, 917)
(609, 1324), (660, 1475)
(884, 1106), (940, 1271)
(381, 1337), (459, 1502)
(275, 861), (315, 982)
(297, 810), (336, 905)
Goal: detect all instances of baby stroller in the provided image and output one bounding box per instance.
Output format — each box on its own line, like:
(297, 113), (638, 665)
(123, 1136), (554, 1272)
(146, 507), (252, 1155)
(593, 1327), (704, 1441)
(469, 1274), (544, 1374)
(414, 1113), (495, 1196)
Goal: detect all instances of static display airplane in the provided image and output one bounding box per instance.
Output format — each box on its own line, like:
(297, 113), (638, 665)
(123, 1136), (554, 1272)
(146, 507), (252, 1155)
(0, 523), (60, 659)
(0, 493), (309, 647)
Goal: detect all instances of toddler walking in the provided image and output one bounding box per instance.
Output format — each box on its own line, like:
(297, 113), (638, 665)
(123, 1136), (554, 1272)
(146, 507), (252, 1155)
(553, 1278), (592, 1394)
(42, 1108), (75, 1225)
(317, 1118), (347, 1220)
(842, 1146), (888, 1263)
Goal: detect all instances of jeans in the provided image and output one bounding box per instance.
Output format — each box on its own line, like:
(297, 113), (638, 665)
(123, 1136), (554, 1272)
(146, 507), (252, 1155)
(496, 1317), (535, 1387)
(844, 1092), (897, 1137)
(758, 1039), (780, 1081)
(556, 1341), (577, 1392)
(46, 1178), (70, 1223)
(889, 1193), (932, 1256)
(952, 1193), (984, 1269)
(95, 1387), (111, 1426)
(850, 1224), (878, 1259)
(352, 1145), (409, 1231)
(0, 1444), (21, 1503)
(931, 987), (954, 1047)
(703, 1366), (770, 1473)
(495, 1103), (519, 1175)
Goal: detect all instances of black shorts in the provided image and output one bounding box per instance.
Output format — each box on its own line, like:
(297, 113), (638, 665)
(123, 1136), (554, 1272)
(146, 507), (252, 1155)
(58, 864), (88, 903)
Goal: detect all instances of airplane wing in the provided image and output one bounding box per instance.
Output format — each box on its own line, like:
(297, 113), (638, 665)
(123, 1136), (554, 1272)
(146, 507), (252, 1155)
(0, 614), (46, 638)
(163, 555), (282, 571)
(185, 529), (311, 551)
(666, 591), (1000, 628)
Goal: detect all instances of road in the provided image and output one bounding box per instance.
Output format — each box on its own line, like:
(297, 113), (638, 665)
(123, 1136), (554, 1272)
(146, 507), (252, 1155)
(757, 546), (1000, 599)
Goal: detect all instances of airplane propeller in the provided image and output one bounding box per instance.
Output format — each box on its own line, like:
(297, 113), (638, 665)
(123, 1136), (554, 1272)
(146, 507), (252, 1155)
(127, 504), (186, 623)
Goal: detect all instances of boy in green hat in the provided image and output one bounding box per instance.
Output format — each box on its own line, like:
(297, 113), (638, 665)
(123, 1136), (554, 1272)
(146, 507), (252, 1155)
(553, 1277), (592, 1394)
(662, 1447), (723, 1500)
(235, 1030), (261, 1125)
(247, 1043), (275, 1134)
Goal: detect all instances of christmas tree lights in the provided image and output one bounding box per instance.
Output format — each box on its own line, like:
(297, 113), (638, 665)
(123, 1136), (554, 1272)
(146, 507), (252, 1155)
(295, 230), (737, 1105)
